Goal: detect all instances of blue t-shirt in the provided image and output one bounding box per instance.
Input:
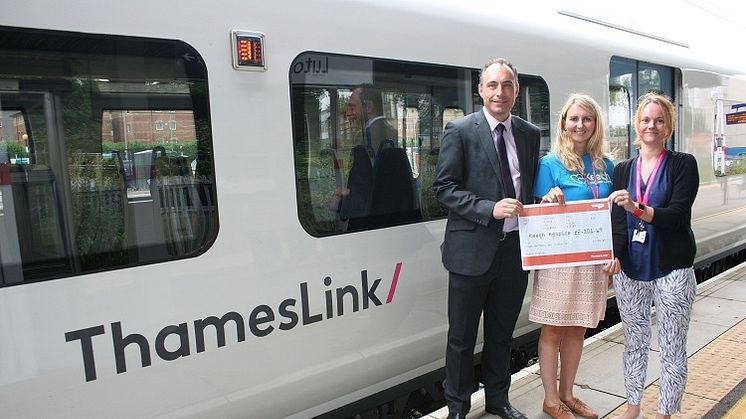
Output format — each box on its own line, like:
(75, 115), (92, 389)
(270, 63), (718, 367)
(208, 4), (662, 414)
(621, 152), (670, 281)
(533, 153), (614, 202)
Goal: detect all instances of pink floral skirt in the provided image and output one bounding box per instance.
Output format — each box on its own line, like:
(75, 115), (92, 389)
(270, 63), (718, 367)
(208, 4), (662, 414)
(528, 265), (608, 328)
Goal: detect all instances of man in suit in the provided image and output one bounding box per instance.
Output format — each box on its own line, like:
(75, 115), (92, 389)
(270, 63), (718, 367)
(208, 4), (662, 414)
(433, 58), (540, 419)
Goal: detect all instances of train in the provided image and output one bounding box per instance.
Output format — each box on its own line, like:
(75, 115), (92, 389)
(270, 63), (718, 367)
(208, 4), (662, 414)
(1, 1), (745, 418)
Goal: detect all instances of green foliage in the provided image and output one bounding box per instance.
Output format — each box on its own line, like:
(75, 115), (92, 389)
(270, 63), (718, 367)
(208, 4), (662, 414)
(62, 79), (101, 153)
(151, 140), (197, 162)
(725, 159), (746, 176)
(419, 152), (447, 219)
(68, 153), (127, 269)
(102, 140), (198, 159)
(102, 140), (151, 154)
(295, 144), (339, 235)
(0, 140), (28, 157)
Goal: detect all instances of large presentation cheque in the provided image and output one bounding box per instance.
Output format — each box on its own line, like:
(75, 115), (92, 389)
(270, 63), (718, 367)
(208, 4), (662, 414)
(517, 198), (613, 270)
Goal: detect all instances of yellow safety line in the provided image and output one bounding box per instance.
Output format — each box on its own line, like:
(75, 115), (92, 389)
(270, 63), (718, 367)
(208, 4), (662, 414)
(722, 393), (746, 419)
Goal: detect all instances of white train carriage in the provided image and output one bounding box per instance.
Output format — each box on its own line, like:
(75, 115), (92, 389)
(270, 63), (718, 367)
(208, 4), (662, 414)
(1, 1), (745, 418)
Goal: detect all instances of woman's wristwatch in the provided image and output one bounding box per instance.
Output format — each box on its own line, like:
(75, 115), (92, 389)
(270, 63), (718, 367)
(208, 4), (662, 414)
(632, 202), (645, 218)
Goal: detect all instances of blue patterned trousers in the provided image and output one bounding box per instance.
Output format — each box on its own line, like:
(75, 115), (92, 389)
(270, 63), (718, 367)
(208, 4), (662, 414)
(612, 268), (696, 415)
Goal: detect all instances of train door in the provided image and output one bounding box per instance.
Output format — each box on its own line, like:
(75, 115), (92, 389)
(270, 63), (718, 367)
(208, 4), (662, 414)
(609, 56), (678, 161)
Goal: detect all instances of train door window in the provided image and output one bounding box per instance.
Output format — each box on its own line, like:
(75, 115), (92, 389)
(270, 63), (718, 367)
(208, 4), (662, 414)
(513, 76), (551, 155)
(609, 85), (632, 162)
(639, 61), (676, 150)
(610, 57), (637, 160)
(610, 56), (678, 159)
(0, 26), (217, 286)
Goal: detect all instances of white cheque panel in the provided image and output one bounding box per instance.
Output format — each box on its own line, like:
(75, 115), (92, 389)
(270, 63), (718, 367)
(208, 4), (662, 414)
(517, 199), (613, 270)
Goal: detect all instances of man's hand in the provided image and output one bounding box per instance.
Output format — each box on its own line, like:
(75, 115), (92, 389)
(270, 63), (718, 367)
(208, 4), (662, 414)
(493, 198), (524, 220)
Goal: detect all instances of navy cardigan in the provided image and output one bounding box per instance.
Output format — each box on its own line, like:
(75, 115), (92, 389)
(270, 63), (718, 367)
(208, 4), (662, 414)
(611, 151), (699, 273)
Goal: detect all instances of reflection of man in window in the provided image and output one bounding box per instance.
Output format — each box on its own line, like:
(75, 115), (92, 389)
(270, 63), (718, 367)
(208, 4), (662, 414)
(344, 84), (397, 158)
(329, 85), (399, 223)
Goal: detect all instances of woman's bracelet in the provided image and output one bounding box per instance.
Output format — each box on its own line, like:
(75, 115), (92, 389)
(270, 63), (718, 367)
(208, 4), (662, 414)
(632, 202), (645, 218)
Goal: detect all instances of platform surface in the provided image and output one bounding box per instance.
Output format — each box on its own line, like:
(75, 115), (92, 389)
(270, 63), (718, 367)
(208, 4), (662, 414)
(427, 260), (746, 418)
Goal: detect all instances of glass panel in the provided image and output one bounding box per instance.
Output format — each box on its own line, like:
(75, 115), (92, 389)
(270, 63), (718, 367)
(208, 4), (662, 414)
(639, 62), (675, 149)
(514, 77), (551, 155)
(291, 53), (474, 235)
(608, 86), (631, 162)
(610, 57), (637, 99)
(0, 27), (217, 286)
(610, 56), (637, 160)
(609, 56), (676, 159)
(639, 62), (673, 97)
(717, 100), (746, 176)
(101, 110), (197, 199)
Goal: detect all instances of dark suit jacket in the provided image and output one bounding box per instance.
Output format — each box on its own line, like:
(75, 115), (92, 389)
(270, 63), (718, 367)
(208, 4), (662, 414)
(433, 111), (541, 276)
(367, 117), (397, 157)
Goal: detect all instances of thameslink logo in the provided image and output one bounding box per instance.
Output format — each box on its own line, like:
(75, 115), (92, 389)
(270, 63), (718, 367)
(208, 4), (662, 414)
(65, 263), (403, 382)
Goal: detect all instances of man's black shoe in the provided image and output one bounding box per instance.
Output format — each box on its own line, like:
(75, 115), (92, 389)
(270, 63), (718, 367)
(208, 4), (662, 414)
(485, 403), (528, 419)
(447, 412), (464, 419)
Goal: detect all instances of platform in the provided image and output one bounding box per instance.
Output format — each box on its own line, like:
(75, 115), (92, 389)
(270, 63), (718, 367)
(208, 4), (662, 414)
(427, 260), (746, 419)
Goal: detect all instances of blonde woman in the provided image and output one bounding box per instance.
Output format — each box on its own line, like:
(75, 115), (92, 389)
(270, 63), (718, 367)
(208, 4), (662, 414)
(532, 94), (620, 419)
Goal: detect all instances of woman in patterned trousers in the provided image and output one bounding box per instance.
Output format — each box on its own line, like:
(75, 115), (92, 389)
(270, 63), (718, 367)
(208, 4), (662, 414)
(608, 92), (699, 419)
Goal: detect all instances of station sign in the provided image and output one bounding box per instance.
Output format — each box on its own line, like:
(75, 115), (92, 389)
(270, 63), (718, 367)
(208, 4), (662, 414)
(726, 111), (746, 125)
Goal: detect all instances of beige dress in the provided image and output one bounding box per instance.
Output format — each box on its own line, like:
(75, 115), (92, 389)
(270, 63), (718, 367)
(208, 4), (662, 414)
(528, 265), (607, 328)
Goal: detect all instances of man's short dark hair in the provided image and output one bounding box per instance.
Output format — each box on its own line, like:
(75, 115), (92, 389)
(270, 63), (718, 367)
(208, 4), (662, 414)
(356, 84), (384, 115)
(479, 58), (518, 85)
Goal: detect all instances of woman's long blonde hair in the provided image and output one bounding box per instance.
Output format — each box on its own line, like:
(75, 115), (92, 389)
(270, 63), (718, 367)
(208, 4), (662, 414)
(553, 93), (608, 173)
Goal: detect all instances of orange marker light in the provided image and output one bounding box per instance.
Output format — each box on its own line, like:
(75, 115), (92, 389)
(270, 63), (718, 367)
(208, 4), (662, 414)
(232, 30), (265, 70)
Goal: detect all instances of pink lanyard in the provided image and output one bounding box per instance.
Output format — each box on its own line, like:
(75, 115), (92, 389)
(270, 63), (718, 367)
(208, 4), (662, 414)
(582, 165), (599, 199)
(635, 150), (666, 205)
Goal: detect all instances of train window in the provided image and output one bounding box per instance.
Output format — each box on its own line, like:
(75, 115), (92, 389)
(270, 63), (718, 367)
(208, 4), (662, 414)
(291, 53), (468, 235)
(290, 53), (549, 236)
(609, 56), (678, 159)
(0, 27), (217, 286)
(514, 77), (551, 155)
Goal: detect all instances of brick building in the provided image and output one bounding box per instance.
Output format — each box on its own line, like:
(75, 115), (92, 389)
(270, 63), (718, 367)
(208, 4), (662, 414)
(102, 110), (196, 147)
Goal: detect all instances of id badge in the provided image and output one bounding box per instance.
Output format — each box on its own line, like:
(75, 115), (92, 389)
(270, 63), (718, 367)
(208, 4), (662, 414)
(632, 220), (647, 243)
